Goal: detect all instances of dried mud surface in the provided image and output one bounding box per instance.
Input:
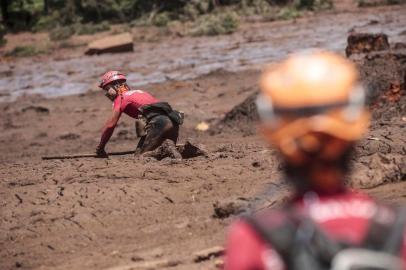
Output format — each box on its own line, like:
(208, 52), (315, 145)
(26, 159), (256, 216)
(1, 4), (406, 270)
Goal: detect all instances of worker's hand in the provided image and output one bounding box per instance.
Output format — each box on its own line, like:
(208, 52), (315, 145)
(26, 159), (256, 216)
(96, 146), (108, 158)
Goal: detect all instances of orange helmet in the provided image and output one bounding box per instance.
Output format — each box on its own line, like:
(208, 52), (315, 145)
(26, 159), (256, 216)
(257, 50), (370, 164)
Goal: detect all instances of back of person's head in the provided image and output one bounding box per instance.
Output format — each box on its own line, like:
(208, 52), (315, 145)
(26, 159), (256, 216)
(257, 50), (370, 194)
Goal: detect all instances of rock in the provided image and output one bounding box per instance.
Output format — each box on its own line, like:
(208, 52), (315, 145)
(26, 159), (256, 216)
(85, 33), (134, 55)
(345, 33), (389, 57)
(178, 139), (208, 159)
(212, 198), (248, 219)
(193, 246), (224, 262)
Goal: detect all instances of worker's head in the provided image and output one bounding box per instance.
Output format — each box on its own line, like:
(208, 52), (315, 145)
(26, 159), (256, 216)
(99, 71), (129, 101)
(257, 50), (370, 194)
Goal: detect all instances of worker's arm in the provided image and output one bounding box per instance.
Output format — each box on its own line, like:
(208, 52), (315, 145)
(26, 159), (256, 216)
(96, 109), (121, 157)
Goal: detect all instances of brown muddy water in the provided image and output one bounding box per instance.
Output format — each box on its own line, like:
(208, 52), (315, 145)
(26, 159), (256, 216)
(0, 5), (405, 102)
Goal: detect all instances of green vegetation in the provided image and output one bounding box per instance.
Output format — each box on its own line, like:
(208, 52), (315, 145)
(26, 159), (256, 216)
(0, 0), (336, 40)
(276, 7), (302, 20)
(76, 22), (111, 35)
(49, 26), (75, 41)
(49, 22), (111, 41)
(5, 45), (49, 57)
(152, 12), (171, 27)
(190, 12), (239, 36)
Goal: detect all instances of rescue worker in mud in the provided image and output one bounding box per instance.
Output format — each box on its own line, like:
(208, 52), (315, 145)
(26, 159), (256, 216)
(96, 71), (183, 158)
(224, 50), (406, 270)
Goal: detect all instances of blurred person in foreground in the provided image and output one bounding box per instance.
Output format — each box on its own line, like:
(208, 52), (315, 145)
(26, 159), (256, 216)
(96, 71), (183, 158)
(224, 50), (406, 270)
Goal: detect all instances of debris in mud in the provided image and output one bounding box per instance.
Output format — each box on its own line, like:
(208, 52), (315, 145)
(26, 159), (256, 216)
(21, 105), (50, 114)
(252, 161), (261, 168)
(212, 198), (249, 219)
(193, 246), (224, 263)
(106, 259), (180, 270)
(58, 133), (81, 140)
(345, 33), (389, 57)
(195, 121), (210, 131)
(142, 139), (208, 160)
(85, 33), (134, 55)
(178, 139), (208, 159)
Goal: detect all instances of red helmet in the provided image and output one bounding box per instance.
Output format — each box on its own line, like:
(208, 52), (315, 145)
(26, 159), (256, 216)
(99, 71), (127, 89)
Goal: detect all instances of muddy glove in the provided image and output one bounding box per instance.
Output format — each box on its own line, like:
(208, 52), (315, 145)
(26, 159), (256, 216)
(96, 145), (108, 158)
(135, 117), (147, 138)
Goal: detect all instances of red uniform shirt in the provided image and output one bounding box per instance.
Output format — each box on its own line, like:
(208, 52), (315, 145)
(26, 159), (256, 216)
(224, 191), (406, 270)
(113, 90), (159, 118)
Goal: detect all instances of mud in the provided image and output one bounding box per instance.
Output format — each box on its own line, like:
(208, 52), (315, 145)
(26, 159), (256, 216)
(1, 3), (406, 270)
(1, 5), (406, 102)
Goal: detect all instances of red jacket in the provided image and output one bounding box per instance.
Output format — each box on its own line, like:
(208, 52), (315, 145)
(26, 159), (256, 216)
(225, 190), (406, 270)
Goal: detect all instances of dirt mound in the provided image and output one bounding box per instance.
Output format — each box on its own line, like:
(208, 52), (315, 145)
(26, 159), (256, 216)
(217, 36), (406, 134)
(213, 91), (259, 135)
(214, 39), (406, 190)
(349, 36), (405, 188)
(350, 47), (406, 103)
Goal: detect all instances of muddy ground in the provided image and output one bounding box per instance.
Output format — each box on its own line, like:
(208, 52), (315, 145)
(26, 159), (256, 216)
(1, 3), (406, 270)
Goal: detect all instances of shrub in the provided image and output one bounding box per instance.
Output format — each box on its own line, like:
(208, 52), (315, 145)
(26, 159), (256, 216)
(76, 22), (111, 35)
(190, 12), (239, 36)
(49, 26), (75, 41)
(276, 6), (301, 19)
(33, 12), (60, 32)
(152, 12), (171, 27)
(5, 46), (48, 57)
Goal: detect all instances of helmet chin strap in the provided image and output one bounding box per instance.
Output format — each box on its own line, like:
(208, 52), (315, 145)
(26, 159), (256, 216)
(105, 92), (116, 101)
